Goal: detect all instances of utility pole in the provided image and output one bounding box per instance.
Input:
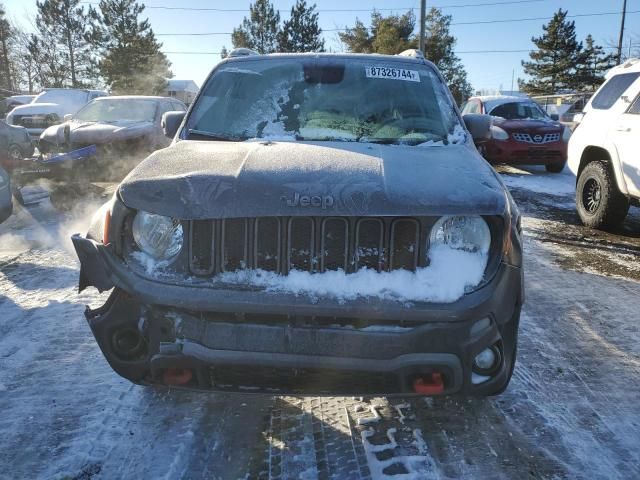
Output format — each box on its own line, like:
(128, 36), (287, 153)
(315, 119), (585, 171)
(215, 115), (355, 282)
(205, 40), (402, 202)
(419, 0), (426, 53)
(617, 0), (627, 65)
(511, 69), (515, 93)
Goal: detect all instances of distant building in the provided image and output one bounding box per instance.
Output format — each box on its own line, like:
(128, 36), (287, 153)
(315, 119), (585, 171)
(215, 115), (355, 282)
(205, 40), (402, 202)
(475, 89), (528, 98)
(163, 79), (199, 105)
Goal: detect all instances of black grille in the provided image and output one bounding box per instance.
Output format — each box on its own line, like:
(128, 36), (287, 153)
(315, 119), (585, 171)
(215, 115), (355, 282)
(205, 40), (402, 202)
(210, 365), (401, 395)
(511, 148), (564, 162)
(12, 114), (59, 129)
(188, 216), (428, 276)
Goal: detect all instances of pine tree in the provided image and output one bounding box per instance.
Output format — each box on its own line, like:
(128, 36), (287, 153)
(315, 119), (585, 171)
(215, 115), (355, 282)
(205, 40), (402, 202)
(14, 31), (38, 92)
(34, 0), (97, 87)
(339, 9), (472, 103)
(220, 45), (229, 59)
(576, 35), (615, 92)
(0, 3), (15, 91)
(423, 8), (472, 103)
(28, 33), (68, 88)
(232, 0), (280, 54)
(91, 0), (172, 94)
(278, 0), (323, 53)
(339, 11), (416, 55)
(519, 9), (583, 95)
(337, 18), (373, 53)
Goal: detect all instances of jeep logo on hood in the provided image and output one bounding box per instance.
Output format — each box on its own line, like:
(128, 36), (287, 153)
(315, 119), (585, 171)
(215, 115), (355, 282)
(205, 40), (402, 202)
(282, 192), (335, 209)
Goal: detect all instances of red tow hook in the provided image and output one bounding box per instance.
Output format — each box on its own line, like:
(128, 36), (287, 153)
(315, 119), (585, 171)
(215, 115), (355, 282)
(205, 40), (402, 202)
(413, 373), (444, 395)
(163, 368), (193, 386)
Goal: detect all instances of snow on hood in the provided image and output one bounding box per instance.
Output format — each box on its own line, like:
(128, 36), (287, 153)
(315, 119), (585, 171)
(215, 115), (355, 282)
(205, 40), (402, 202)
(7, 102), (68, 118)
(40, 120), (155, 145)
(119, 140), (507, 219)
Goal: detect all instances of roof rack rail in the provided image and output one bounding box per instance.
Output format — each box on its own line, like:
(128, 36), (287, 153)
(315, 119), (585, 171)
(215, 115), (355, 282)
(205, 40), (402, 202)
(228, 48), (260, 58)
(397, 49), (424, 59)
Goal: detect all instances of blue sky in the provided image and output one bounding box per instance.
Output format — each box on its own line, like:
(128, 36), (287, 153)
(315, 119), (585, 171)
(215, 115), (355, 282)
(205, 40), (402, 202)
(5, 0), (638, 92)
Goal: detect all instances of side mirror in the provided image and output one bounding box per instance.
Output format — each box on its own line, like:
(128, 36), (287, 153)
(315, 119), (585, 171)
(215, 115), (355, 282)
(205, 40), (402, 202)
(162, 111), (186, 139)
(462, 114), (491, 142)
(550, 113), (559, 121)
(572, 113), (584, 124)
(63, 114), (73, 122)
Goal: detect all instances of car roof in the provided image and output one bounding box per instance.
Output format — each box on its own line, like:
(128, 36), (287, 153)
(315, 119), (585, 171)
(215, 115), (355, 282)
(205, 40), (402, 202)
(39, 88), (108, 94)
(605, 58), (640, 78)
(92, 95), (171, 102)
(222, 51), (433, 68)
(469, 95), (535, 113)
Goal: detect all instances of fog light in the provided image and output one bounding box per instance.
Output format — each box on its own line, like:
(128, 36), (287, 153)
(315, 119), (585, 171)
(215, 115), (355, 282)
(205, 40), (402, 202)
(473, 345), (501, 376)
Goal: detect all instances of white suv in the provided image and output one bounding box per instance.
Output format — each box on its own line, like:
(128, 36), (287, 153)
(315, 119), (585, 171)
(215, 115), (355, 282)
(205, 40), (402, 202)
(6, 88), (108, 139)
(568, 58), (640, 229)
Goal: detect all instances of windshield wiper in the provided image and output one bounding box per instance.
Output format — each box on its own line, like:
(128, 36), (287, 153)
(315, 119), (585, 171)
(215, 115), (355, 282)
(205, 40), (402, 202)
(187, 129), (247, 141)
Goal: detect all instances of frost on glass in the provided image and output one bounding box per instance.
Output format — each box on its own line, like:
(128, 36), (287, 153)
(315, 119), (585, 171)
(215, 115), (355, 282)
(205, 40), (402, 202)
(187, 59), (467, 146)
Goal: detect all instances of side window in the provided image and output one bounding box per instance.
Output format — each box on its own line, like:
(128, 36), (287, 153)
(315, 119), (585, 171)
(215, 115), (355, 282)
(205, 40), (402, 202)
(172, 101), (186, 112)
(461, 100), (479, 114)
(591, 73), (640, 110)
(627, 94), (640, 115)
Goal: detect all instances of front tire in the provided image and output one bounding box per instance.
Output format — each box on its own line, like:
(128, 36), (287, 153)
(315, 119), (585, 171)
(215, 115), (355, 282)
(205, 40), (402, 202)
(8, 144), (22, 161)
(576, 160), (629, 229)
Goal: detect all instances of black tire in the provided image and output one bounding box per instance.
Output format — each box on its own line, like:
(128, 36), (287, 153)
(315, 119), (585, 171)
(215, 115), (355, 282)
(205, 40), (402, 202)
(545, 160), (566, 173)
(8, 144), (22, 161)
(576, 160), (629, 230)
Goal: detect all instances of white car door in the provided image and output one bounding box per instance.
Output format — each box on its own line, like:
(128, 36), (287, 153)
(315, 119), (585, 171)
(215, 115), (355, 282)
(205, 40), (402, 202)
(606, 74), (640, 197)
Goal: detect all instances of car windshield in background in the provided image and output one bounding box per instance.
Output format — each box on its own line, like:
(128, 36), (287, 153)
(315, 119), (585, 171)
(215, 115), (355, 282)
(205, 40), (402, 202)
(74, 99), (157, 123)
(489, 101), (549, 120)
(187, 58), (462, 145)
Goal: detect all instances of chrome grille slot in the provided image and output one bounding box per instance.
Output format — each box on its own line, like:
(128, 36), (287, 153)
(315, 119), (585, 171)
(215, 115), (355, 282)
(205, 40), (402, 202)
(355, 218), (384, 271)
(222, 218), (248, 271)
(390, 219), (419, 271)
(288, 217), (314, 272)
(189, 220), (214, 275)
(321, 218), (349, 272)
(255, 217), (280, 272)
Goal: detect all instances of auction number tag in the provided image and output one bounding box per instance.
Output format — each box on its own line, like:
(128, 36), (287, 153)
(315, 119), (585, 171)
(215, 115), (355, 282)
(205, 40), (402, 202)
(365, 66), (420, 82)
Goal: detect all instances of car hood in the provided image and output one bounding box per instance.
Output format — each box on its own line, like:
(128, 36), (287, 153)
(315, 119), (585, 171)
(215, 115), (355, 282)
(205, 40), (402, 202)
(41, 120), (156, 145)
(119, 140), (508, 219)
(8, 103), (66, 117)
(495, 118), (563, 132)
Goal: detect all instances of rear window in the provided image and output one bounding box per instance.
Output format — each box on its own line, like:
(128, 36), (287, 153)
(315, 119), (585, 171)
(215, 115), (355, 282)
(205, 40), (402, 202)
(489, 101), (548, 120)
(591, 73), (640, 110)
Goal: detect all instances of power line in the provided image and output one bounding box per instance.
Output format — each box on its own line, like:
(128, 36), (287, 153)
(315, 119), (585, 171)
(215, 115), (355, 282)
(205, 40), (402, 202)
(161, 45), (640, 55)
(153, 9), (640, 36)
(80, 0), (546, 13)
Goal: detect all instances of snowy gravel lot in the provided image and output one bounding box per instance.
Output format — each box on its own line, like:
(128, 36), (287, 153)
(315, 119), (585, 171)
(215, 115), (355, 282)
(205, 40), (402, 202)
(1, 166), (640, 479)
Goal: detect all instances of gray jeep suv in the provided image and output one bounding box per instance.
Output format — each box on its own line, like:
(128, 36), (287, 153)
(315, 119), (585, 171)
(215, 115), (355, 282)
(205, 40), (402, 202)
(72, 51), (523, 396)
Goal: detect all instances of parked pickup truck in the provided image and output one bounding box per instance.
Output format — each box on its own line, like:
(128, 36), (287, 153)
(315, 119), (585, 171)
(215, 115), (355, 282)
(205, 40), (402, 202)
(6, 88), (108, 139)
(568, 58), (640, 229)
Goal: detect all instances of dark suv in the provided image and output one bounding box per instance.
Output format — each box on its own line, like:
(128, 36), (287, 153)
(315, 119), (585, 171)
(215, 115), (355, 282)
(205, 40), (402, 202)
(72, 50), (523, 396)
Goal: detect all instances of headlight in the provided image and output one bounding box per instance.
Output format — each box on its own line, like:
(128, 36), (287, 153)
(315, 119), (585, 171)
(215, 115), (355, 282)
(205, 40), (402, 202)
(490, 125), (509, 140)
(132, 211), (183, 259)
(430, 215), (491, 254)
(562, 126), (571, 142)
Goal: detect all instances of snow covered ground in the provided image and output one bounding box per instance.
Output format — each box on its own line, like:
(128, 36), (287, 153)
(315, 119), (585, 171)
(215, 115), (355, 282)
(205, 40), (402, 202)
(1, 168), (640, 479)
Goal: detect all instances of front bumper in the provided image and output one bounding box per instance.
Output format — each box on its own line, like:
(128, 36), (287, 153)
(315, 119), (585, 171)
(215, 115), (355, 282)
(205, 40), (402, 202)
(484, 139), (567, 166)
(73, 234), (523, 396)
